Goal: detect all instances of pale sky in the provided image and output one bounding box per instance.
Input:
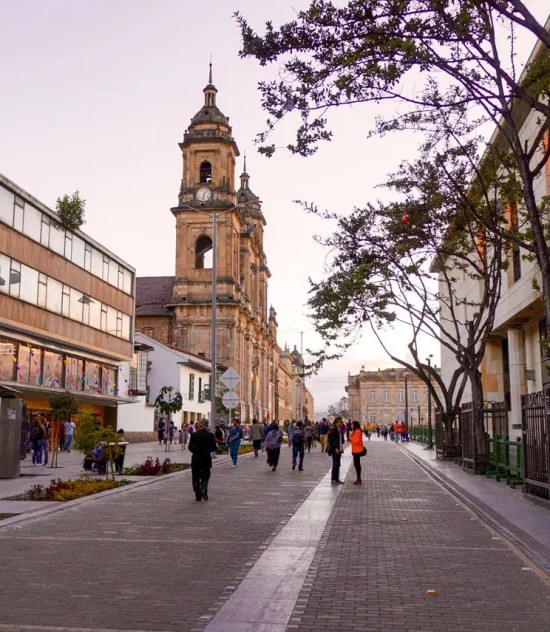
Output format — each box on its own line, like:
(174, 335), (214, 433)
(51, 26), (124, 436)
(0, 1), (547, 414)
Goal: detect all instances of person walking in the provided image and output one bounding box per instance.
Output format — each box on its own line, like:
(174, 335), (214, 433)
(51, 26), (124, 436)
(350, 421), (366, 485)
(290, 420), (306, 471)
(263, 421), (283, 471)
(226, 418), (242, 467)
(64, 418), (76, 452)
(31, 419), (45, 466)
(180, 422), (189, 450)
(157, 418), (166, 445)
(304, 420), (314, 452)
(328, 417), (344, 485)
(393, 420), (401, 443)
(248, 418), (264, 458)
(188, 418), (217, 501)
(169, 420), (175, 444)
(318, 418), (329, 452)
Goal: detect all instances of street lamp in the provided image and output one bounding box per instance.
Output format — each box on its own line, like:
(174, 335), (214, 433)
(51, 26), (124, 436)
(426, 354), (434, 450)
(178, 202), (250, 432)
(285, 326), (314, 421)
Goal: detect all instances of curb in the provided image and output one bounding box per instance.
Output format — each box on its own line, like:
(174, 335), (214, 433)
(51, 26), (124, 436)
(0, 451), (252, 532)
(400, 445), (550, 581)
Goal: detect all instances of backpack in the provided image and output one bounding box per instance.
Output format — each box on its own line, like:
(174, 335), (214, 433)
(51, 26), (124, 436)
(292, 429), (305, 448)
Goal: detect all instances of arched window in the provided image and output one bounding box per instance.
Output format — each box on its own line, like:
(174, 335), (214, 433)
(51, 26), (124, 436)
(196, 235), (213, 269)
(200, 161), (212, 183)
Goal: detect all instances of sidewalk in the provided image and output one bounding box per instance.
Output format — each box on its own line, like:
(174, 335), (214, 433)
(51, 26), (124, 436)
(400, 439), (550, 574)
(0, 441), (549, 632)
(0, 440), (199, 517)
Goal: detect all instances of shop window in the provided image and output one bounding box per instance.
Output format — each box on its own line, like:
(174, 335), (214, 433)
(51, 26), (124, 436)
(0, 340), (16, 381)
(102, 366), (117, 396)
(17, 345), (42, 385)
(66, 356), (84, 391)
(85, 360), (101, 393)
(43, 350), (63, 388)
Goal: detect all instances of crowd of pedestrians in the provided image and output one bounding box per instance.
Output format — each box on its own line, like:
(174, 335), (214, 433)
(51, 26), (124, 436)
(28, 417), (77, 466)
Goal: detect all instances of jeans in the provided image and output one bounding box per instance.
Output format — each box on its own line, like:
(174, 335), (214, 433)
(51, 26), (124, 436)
(292, 446), (305, 469)
(191, 460), (211, 499)
(266, 447), (280, 468)
(394, 433), (400, 443)
(228, 441), (240, 465)
(331, 452), (341, 482)
(353, 453), (362, 479)
(32, 441), (42, 464)
(42, 438), (49, 465)
(65, 434), (73, 451)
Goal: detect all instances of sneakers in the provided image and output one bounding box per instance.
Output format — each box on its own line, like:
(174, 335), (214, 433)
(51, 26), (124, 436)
(292, 463), (296, 471)
(353, 478), (362, 485)
(331, 480), (343, 485)
(232, 464), (237, 468)
(298, 467), (304, 472)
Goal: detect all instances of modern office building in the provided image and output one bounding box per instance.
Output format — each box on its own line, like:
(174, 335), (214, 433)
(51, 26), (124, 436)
(0, 173), (135, 427)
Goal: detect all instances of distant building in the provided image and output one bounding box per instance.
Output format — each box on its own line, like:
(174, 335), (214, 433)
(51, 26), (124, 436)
(346, 368), (432, 426)
(0, 173), (135, 427)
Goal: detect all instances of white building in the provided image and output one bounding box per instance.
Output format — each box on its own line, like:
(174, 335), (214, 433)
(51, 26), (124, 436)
(117, 340), (155, 433)
(437, 36), (550, 439)
(134, 332), (211, 425)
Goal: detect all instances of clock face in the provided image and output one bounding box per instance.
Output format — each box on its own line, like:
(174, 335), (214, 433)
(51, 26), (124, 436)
(196, 187), (212, 202)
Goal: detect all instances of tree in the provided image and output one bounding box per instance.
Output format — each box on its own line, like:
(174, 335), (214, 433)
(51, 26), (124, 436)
(307, 136), (509, 451)
(237, 2), (550, 342)
(74, 413), (122, 481)
(154, 386), (183, 452)
(56, 191), (86, 231)
(327, 396), (349, 418)
(48, 392), (80, 468)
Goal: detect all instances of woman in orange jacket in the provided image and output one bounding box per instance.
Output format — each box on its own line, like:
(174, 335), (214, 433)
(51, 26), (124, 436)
(350, 421), (366, 485)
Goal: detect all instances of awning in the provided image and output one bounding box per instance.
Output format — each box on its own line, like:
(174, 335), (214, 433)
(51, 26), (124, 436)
(1, 382), (137, 407)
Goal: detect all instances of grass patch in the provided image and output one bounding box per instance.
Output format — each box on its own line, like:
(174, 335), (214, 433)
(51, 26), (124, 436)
(10, 477), (134, 502)
(122, 457), (190, 476)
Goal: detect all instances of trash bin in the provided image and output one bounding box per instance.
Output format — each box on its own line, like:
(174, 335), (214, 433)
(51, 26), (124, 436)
(0, 397), (24, 478)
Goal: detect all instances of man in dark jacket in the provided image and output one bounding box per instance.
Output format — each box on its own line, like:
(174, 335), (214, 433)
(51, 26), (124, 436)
(188, 417), (217, 501)
(327, 417), (344, 485)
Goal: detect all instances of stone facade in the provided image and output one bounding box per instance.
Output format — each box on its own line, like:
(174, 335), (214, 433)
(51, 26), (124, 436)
(346, 368), (432, 426)
(135, 67), (314, 422)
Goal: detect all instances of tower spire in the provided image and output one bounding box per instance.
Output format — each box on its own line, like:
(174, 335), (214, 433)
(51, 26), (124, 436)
(243, 152), (247, 174)
(209, 56), (213, 84)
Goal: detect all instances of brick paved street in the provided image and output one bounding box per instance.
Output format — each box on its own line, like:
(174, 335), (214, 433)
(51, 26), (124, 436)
(0, 441), (549, 632)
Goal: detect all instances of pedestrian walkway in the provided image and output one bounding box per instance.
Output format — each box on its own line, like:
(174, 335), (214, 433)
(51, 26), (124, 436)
(0, 441), (549, 632)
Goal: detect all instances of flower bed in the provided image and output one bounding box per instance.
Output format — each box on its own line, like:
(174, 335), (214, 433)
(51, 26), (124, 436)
(122, 457), (190, 476)
(12, 477), (134, 502)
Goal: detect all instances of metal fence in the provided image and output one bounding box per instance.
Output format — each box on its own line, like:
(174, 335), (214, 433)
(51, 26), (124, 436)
(486, 435), (522, 488)
(435, 409), (461, 460)
(521, 389), (550, 503)
(461, 401), (508, 474)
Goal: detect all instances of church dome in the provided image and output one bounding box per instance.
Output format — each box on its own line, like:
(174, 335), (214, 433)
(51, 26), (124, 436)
(190, 104), (229, 128)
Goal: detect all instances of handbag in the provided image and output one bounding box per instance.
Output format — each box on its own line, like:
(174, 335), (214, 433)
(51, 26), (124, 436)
(359, 447), (367, 457)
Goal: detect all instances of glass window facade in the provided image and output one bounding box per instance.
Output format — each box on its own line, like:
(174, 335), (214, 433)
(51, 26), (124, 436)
(0, 250), (132, 341)
(0, 182), (134, 296)
(0, 336), (119, 397)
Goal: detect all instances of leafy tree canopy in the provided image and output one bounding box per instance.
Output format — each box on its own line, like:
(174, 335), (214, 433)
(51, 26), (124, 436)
(56, 191), (86, 231)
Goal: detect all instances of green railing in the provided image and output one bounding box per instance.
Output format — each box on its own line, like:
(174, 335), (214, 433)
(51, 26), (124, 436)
(409, 426), (430, 445)
(486, 435), (522, 488)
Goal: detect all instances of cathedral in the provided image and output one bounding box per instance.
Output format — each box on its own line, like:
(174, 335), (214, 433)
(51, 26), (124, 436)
(135, 66), (314, 422)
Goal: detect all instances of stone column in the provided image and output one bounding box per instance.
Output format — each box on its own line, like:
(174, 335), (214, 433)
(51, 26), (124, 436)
(508, 328), (526, 438)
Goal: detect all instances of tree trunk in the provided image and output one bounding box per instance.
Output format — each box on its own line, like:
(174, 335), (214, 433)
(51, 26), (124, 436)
(469, 369), (487, 469)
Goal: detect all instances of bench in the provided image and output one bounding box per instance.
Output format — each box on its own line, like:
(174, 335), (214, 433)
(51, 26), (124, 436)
(83, 442), (128, 475)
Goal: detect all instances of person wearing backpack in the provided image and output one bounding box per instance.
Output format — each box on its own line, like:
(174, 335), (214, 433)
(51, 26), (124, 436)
(226, 418), (242, 467)
(290, 420), (306, 471)
(31, 419), (45, 466)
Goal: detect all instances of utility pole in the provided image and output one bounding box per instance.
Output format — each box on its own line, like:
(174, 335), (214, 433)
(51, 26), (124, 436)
(427, 354), (434, 449)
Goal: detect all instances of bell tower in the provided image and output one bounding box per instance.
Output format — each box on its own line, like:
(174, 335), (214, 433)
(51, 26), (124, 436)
(169, 64), (243, 359)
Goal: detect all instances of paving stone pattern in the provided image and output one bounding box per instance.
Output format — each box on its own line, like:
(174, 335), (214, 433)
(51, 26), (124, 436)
(286, 442), (550, 632)
(0, 447), (331, 632)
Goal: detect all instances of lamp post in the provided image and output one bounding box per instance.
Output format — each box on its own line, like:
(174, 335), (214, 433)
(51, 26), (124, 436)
(404, 373), (409, 432)
(285, 327), (314, 421)
(178, 202), (250, 431)
(274, 376), (280, 422)
(426, 354), (434, 449)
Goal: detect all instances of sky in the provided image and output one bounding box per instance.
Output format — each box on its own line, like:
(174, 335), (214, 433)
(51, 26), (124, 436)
(0, 1), (548, 415)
